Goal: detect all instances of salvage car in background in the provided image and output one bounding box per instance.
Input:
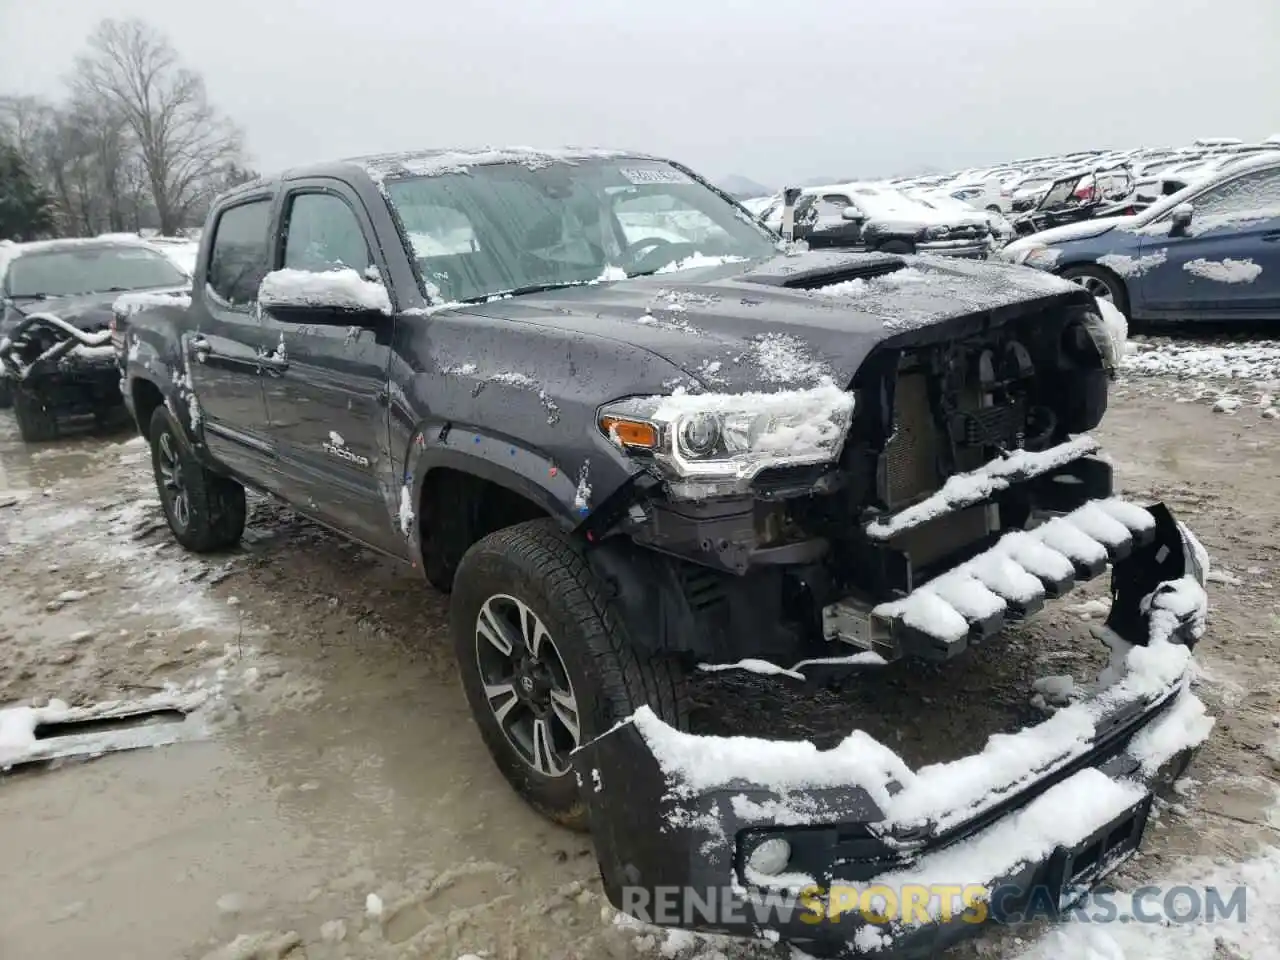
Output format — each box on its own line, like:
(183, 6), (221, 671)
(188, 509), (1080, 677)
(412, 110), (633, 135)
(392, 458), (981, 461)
(1011, 165), (1144, 237)
(0, 237), (190, 440)
(113, 145), (1210, 957)
(999, 153), (1280, 321)
(762, 184), (993, 256)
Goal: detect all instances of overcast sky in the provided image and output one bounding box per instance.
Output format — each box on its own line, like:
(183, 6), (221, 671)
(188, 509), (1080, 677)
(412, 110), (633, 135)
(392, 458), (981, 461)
(2, 0), (1277, 188)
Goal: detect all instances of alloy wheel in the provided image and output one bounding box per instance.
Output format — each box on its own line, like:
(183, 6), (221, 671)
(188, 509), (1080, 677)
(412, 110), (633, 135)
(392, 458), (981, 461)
(1071, 273), (1115, 303)
(474, 593), (581, 777)
(157, 431), (191, 531)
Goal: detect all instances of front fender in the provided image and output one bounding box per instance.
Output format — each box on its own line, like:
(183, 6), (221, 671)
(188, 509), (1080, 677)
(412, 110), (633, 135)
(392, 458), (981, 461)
(394, 418), (645, 561)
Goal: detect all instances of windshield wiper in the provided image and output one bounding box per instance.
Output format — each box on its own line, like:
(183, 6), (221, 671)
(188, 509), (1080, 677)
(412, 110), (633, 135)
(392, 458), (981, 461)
(7, 292), (50, 301)
(459, 280), (597, 303)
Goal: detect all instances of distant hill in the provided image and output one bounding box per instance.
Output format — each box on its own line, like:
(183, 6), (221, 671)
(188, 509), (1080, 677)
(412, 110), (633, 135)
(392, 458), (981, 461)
(715, 174), (773, 199)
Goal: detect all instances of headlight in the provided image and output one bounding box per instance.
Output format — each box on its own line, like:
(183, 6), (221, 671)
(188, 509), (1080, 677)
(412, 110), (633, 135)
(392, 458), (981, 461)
(598, 381), (856, 496)
(926, 225), (951, 239)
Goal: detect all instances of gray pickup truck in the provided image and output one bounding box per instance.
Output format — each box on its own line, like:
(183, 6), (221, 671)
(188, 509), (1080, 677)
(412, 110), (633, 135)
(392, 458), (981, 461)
(112, 147), (1210, 958)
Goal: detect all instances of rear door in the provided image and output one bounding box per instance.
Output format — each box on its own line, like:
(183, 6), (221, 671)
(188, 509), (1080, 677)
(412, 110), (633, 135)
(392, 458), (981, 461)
(259, 179), (401, 554)
(1134, 164), (1280, 320)
(187, 196), (276, 479)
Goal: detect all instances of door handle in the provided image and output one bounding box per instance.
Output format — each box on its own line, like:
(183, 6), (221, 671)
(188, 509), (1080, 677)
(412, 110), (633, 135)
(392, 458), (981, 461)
(189, 336), (212, 362)
(1262, 231), (1280, 243)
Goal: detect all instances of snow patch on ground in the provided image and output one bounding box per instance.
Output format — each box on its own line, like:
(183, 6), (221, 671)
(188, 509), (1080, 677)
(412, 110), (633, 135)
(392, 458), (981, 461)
(1182, 257), (1263, 284)
(1122, 338), (1280, 382)
(1012, 846), (1280, 960)
(259, 268), (393, 314)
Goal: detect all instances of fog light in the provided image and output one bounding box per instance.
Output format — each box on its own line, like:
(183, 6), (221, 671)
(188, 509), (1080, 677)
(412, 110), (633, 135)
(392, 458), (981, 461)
(746, 838), (792, 877)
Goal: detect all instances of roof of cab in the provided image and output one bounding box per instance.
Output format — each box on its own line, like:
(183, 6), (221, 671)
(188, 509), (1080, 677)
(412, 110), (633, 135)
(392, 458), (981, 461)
(225, 147), (665, 201)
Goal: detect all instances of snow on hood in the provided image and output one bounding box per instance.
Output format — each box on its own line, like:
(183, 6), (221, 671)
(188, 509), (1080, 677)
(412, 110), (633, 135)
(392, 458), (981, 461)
(1009, 214), (1139, 249)
(455, 250), (1088, 393)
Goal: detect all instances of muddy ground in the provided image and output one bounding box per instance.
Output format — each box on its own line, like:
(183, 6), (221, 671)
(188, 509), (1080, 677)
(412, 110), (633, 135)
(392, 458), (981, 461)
(1, 357), (1278, 960)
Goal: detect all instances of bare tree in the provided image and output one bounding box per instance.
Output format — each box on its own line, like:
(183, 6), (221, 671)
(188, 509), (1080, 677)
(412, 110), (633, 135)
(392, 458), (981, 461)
(73, 18), (243, 235)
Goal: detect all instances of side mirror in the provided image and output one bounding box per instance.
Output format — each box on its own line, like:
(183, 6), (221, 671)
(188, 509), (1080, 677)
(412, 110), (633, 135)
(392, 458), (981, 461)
(1170, 203), (1194, 234)
(841, 207), (864, 222)
(258, 268), (392, 325)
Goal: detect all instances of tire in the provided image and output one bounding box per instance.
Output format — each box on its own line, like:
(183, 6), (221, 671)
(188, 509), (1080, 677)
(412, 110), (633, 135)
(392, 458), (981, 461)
(1060, 264), (1131, 317)
(879, 239), (914, 255)
(450, 519), (689, 830)
(148, 405), (246, 552)
(12, 388), (59, 442)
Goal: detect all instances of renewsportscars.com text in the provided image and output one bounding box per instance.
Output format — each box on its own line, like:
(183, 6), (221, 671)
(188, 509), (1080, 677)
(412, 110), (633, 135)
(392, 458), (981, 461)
(620, 883), (1248, 927)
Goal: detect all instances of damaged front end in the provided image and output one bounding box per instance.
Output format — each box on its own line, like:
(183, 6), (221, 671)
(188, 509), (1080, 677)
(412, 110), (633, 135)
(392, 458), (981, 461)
(0, 310), (121, 413)
(573, 507), (1210, 957)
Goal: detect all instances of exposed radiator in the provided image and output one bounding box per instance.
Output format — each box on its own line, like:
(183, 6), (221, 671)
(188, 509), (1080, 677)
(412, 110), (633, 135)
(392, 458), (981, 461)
(879, 372), (940, 509)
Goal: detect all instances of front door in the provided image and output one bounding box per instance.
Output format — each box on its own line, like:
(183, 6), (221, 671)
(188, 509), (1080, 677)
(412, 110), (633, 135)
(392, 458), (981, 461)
(259, 181), (400, 554)
(187, 196), (276, 478)
(1134, 163), (1280, 320)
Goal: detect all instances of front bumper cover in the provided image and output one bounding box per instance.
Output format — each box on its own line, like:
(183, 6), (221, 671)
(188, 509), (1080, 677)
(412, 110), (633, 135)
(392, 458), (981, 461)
(0, 311), (118, 385)
(573, 502), (1209, 957)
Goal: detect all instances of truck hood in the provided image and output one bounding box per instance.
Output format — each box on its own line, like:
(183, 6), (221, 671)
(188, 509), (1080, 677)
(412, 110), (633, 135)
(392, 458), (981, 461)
(454, 251), (1088, 392)
(4, 286), (189, 332)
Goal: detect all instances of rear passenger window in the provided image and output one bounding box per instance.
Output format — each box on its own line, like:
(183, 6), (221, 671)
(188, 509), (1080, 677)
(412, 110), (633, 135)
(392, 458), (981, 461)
(207, 200), (272, 307)
(282, 193), (372, 273)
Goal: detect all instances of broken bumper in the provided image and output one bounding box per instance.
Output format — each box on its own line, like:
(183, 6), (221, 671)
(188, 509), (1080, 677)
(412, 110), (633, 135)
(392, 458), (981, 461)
(0, 312), (120, 404)
(574, 503), (1210, 957)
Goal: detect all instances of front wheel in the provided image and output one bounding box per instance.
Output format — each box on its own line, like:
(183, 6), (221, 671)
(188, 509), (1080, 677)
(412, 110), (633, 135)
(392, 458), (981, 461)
(148, 405), (246, 552)
(450, 520), (688, 830)
(1061, 264), (1131, 317)
(12, 388), (59, 442)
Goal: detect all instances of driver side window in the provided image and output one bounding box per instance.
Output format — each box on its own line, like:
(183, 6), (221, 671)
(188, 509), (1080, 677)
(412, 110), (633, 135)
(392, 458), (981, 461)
(282, 192), (372, 274)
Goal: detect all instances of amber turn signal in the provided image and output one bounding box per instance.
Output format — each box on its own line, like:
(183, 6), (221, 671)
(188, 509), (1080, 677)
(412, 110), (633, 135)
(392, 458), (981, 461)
(599, 415), (659, 449)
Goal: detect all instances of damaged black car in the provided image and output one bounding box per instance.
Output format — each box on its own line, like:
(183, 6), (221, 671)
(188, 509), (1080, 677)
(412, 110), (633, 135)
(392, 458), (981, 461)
(112, 148), (1212, 958)
(0, 237), (190, 441)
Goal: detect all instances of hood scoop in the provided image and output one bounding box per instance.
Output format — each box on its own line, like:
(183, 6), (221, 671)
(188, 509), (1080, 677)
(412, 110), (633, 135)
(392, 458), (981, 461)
(738, 253), (906, 291)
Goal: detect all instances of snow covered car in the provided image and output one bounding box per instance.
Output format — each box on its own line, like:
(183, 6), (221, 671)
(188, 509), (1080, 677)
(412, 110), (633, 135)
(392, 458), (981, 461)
(764, 185), (994, 257)
(0, 237), (190, 441)
(112, 147), (1211, 958)
(998, 153), (1280, 321)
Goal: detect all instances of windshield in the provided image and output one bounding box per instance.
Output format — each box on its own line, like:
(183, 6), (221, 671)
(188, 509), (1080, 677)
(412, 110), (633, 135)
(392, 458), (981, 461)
(5, 245), (189, 298)
(382, 158), (777, 303)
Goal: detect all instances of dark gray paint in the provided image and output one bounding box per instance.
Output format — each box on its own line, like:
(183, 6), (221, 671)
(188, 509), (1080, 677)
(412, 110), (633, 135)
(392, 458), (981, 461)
(116, 151), (1095, 566)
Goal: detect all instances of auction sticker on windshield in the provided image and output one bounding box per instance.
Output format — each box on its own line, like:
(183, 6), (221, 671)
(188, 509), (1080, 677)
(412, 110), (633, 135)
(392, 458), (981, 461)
(619, 166), (694, 185)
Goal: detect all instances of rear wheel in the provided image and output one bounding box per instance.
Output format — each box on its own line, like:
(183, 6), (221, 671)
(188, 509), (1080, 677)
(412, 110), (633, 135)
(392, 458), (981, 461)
(149, 405), (245, 552)
(450, 519), (689, 830)
(1061, 264), (1131, 317)
(12, 388), (59, 442)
